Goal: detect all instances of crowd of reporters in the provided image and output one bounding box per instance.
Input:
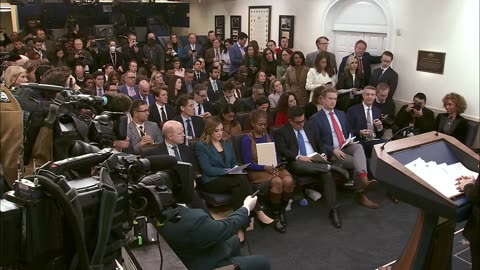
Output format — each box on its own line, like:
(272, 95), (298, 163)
(1, 23), (478, 270)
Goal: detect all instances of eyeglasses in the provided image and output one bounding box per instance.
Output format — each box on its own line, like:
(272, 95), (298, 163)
(136, 109), (149, 113)
(127, 77), (136, 79)
(292, 119), (305, 125)
(320, 42), (329, 45)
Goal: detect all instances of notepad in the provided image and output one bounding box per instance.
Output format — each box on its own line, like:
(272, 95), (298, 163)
(256, 142), (278, 166)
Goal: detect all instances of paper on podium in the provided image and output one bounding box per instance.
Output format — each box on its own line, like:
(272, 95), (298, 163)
(405, 158), (478, 198)
(256, 142), (278, 166)
(226, 163), (250, 174)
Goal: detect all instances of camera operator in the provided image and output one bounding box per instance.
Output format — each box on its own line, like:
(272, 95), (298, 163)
(17, 67), (73, 169)
(373, 83), (397, 132)
(67, 38), (93, 71)
(396, 92), (434, 137)
(158, 194), (270, 270)
(0, 75), (24, 188)
(121, 33), (144, 69)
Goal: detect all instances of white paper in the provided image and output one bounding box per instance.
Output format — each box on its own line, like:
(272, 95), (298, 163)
(226, 163), (250, 175)
(340, 134), (358, 149)
(404, 158), (478, 198)
(256, 142), (278, 167)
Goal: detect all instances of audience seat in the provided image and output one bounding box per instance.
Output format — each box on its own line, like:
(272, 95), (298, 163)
(237, 112), (251, 131)
(465, 120), (479, 149)
(188, 138), (233, 207)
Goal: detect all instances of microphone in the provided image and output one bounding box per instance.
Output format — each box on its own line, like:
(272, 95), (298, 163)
(144, 155), (178, 172)
(380, 126), (414, 150)
(103, 92), (133, 113)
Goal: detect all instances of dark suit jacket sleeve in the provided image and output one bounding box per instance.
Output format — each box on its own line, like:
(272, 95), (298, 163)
(416, 109), (435, 133)
(396, 105), (411, 129)
(183, 207), (249, 248)
(337, 55), (348, 77)
(465, 177), (480, 204)
(274, 126), (298, 162)
(194, 142), (229, 176)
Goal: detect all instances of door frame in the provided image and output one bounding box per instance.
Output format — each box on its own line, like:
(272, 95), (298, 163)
(321, 0), (396, 53)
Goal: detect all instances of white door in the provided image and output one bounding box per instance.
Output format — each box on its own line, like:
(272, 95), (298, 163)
(333, 31), (387, 68)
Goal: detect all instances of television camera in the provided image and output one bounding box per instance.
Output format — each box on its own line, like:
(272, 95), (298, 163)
(1, 85), (195, 269)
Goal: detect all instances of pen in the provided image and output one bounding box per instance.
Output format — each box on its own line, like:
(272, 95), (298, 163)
(251, 190), (261, 197)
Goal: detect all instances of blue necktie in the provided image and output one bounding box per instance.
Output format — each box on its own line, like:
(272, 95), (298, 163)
(172, 145), (181, 161)
(186, 119), (194, 138)
(297, 131), (307, 156)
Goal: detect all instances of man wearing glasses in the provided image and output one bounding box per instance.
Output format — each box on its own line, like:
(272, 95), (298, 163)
(193, 84), (213, 119)
(126, 100), (163, 154)
(274, 106), (349, 229)
(118, 71), (139, 98)
(306, 36), (337, 72)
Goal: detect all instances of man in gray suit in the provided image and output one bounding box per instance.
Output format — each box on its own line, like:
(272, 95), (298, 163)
(305, 36), (337, 72)
(126, 100), (163, 154)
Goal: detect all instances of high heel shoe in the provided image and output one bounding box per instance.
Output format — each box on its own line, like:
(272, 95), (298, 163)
(257, 218), (286, 233)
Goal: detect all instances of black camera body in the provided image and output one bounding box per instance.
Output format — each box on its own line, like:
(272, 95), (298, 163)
(413, 102), (422, 111)
(0, 149), (193, 270)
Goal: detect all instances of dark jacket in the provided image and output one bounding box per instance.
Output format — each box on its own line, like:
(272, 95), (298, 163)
(463, 176), (480, 246)
(274, 122), (325, 162)
(194, 139), (237, 184)
(396, 105), (435, 134)
(433, 113), (469, 145)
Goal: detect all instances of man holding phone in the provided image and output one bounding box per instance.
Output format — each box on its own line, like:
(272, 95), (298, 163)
(126, 100), (163, 154)
(181, 33), (203, 68)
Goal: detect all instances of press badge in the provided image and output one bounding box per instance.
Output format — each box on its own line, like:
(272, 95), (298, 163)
(0, 90), (11, 103)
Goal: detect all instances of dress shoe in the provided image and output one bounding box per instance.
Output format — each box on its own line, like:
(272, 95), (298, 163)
(330, 165), (350, 180)
(355, 192), (379, 209)
(329, 208), (342, 228)
(279, 209), (287, 226)
(258, 216), (286, 233)
(358, 177), (378, 193)
(388, 192), (399, 204)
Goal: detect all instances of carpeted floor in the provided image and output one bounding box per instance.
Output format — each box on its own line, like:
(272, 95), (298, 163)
(239, 187), (473, 270)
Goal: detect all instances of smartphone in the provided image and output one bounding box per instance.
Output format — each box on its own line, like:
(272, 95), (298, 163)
(191, 49), (197, 53)
(275, 162), (287, 169)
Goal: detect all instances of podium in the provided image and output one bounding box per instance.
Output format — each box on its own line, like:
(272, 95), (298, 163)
(370, 132), (479, 270)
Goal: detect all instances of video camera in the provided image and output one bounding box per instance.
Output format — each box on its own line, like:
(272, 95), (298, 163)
(16, 84), (131, 162)
(0, 145), (195, 270)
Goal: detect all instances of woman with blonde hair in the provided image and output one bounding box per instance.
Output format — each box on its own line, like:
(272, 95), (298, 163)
(194, 117), (274, 241)
(434, 92), (469, 144)
(335, 54), (365, 111)
(149, 70), (168, 90)
(4, 65), (28, 89)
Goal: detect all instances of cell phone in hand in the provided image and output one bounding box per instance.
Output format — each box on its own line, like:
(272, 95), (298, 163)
(251, 190), (261, 197)
(275, 162), (287, 169)
(191, 49), (197, 53)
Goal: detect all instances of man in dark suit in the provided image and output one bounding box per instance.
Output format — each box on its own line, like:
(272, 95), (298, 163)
(158, 194), (270, 270)
(206, 66), (224, 102)
(174, 95), (205, 142)
(305, 36), (337, 71)
(229, 32), (248, 76)
(238, 83), (265, 112)
(396, 92), (435, 136)
(121, 33), (144, 69)
(373, 83), (397, 131)
(213, 81), (244, 115)
(134, 80), (155, 106)
(192, 60), (208, 83)
(369, 51), (398, 99)
(118, 71), (139, 98)
(193, 84), (213, 118)
(27, 29), (56, 61)
(346, 86), (386, 157)
(126, 100), (164, 154)
(149, 87), (177, 127)
(181, 33), (203, 68)
(31, 37), (50, 62)
(310, 87), (379, 209)
(274, 106), (349, 228)
(182, 69), (196, 95)
(338, 40), (381, 85)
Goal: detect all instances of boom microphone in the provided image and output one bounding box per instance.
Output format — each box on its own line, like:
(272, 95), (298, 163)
(380, 126), (415, 150)
(103, 92), (133, 113)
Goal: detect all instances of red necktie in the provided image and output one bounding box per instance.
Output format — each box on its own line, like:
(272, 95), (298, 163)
(358, 57), (364, 74)
(329, 111), (345, 147)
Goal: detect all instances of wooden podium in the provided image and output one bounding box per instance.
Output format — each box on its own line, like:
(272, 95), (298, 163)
(370, 132), (479, 270)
